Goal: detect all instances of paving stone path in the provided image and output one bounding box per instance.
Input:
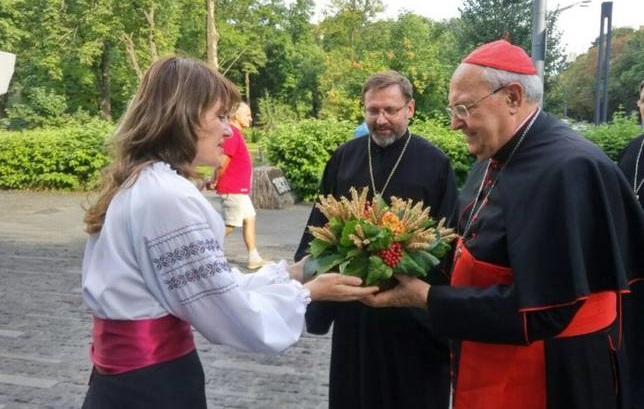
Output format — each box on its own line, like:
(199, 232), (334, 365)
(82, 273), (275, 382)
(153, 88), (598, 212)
(0, 191), (331, 409)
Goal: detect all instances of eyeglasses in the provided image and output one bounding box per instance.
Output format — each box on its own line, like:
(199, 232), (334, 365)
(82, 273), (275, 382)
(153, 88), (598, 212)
(446, 86), (506, 120)
(364, 101), (410, 119)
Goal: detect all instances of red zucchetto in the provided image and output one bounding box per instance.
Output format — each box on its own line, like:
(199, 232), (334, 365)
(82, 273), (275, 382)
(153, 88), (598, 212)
(463, 39), (537, 75)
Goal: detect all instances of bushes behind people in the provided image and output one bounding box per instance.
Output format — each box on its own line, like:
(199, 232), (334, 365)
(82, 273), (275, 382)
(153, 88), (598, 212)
(581, 113), (641, 161)
(0, 118), (112, 190)
(0, 115), (639, 195)
(259, 118), (354, 202)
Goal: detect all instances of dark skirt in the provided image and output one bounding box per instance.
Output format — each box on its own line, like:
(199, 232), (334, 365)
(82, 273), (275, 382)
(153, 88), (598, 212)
(82, 349), (206, 409)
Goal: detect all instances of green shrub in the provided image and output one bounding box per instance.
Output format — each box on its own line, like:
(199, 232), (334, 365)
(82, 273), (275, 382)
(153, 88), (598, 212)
(0, 119), (113, 190)
(410, 119), (473, 186)
(2, 113), (638, 195)
(260, 118), (472, 201)
(577, 113), (641, 161)
(244, 127), (263, 144)
(260, 119), (354, 201)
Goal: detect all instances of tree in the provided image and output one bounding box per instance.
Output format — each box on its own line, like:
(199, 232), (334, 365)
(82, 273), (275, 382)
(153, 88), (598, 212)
(206, 0), (219, 68)
(455, 0), (566, 102)
(386, 13), (457, 119)
(556, 27), (643, 122)
(607, 28), (644, 117)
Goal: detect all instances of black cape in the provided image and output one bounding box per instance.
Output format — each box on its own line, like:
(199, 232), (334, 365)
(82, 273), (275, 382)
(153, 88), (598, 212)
(295, 132), (459, 409)
(429, 111), (644, 408)
(618, 133), (644, 408)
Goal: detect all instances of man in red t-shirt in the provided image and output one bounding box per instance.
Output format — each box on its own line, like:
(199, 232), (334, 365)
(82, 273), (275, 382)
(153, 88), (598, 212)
(213, 102), (269, 269)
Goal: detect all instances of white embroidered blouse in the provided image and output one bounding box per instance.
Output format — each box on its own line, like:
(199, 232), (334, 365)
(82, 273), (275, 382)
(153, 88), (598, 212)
(82, 162), (310, 354)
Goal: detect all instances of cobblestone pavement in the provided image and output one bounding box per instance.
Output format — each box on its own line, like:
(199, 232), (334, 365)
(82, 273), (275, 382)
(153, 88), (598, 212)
(0, 191), (331, 409)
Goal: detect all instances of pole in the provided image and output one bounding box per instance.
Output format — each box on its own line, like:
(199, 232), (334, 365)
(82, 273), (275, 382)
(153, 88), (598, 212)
(531, 0), (546, 92)
(593, 2), (612, 124)
(601, 2), (612, 123)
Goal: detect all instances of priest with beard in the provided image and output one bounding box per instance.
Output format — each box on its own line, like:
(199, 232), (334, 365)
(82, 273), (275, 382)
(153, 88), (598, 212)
(295, 70), (459, 409)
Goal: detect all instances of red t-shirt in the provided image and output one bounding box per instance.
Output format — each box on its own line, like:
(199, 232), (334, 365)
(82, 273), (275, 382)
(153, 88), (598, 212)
(215, 125), (252, 194)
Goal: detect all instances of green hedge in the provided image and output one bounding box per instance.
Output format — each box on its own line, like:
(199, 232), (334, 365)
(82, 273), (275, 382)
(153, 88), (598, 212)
(576, 113), (641, 161)
(409, 119), (473, 185)
(258, 118), (471, 201)
(260, 116), (641, 202)
(259, 119), (354, 202)
(0, 115), (639, 195)
(0, 119), (113, 190)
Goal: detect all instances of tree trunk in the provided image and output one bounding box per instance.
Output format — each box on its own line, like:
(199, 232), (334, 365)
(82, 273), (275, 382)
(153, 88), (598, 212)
(244, 70), (250, 104)
(144, 6), (159, 61)
(97, 40), (111, 121)
(122, 33), (143, 79)
(206, 0), (219, 69)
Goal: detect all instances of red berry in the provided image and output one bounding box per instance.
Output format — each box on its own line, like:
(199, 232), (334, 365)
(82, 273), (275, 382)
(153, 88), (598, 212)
(378, 242), (403, 267)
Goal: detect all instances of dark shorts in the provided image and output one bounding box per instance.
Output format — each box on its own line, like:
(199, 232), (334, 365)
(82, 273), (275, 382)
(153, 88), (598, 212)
(82, 349), (206, 409)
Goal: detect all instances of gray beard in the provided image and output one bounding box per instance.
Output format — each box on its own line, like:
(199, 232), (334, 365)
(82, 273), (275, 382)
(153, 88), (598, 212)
(371, 131), (405, 148)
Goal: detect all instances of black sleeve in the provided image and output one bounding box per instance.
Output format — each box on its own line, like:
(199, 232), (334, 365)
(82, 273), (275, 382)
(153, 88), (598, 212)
(625, 280), (644, 407)
(435, 157), (460, 225)
(294, 153), (341, 335)
(428, 284), (582, 344)
(425, 157), (460, 284)
(294, 204), (326, 262)
(294, 150), (341, 261)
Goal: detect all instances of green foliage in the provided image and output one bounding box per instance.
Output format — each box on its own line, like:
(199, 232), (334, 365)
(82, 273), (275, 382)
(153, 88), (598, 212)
(259, 119), (353, 201)
(456, 0), (565, 92)
(555, 28), (643, 122)
(304, 187), (455, 286)
(0, 119), (112, 190)
(410, 119), (474, 185)
(578, 112), (641, 161)
(3, 87), (70, 129)
(388, 14), (457, 119)
(0, 114), (637, 193)
(607, 29), (644, 118)
(260, 115), (640, 198)
(1, 0), (606, 130)
(259, 118), (472, 201)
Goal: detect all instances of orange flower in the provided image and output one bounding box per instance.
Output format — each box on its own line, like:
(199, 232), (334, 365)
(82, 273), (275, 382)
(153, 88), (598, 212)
(381, 211), (406, 236)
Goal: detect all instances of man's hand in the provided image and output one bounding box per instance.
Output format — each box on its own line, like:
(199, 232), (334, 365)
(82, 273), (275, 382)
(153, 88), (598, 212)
(361, 275), (430, 309)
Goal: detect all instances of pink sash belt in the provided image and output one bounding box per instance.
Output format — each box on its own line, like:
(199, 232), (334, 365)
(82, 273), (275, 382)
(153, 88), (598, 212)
(90, 314), (196, 375)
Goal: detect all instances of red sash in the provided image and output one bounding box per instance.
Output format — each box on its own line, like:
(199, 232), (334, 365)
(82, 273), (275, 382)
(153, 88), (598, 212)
(90, 314), (196, 375)
(451, 239), (616, 409)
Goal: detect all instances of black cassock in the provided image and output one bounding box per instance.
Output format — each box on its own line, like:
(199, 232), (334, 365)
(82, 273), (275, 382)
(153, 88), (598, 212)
(618, 133), (644, 409)
(427, 112), (644, 409)
(295, 131), (459, 409)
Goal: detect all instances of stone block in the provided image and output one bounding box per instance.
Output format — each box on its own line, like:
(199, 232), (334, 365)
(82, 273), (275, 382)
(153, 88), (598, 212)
(251, 166), (296, 209)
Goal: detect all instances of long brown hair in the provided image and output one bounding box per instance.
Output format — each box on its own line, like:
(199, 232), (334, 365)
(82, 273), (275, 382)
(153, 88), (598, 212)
(84, 56), (240, 234)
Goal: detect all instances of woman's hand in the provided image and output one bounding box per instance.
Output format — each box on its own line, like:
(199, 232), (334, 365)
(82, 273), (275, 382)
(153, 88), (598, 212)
(304, 273), (379, 302)
(286, 257), (307, 283)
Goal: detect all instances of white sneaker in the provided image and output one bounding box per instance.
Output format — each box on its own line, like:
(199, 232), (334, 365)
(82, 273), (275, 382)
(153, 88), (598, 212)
(247, 259), (272, 270)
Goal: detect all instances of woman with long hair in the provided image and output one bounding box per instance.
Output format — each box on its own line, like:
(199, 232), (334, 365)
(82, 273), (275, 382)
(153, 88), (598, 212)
(81, 56), (376, 408)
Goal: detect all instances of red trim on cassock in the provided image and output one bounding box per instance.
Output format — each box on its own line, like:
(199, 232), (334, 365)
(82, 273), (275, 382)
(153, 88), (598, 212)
(90, 314), (196, 375)
(450, 239), (619, 409)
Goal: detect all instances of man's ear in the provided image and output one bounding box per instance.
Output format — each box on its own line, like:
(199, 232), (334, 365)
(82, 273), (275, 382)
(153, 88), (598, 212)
(505, 83), (523, 108)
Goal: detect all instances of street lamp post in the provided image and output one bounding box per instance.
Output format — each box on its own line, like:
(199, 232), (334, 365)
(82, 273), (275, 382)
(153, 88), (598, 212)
(593, 1), (612, 124)
(531, 0), (591, 93)
(531, 0), (547, 87)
